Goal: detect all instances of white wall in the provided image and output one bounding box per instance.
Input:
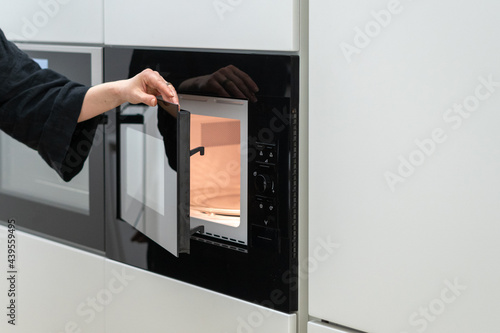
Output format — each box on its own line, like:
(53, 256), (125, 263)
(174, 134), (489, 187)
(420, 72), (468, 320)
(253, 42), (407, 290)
(309, 1), (500, 332)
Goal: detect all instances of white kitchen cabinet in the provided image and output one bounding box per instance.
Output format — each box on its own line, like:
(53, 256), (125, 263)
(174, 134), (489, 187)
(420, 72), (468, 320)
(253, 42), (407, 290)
(0, 224), (105, 333)
(0, 0), (103, 44)
(309, 0), (500, 333)
(104, 0), (299, 51)
(105, 259), (297, 333)
(308, 321), (358, 333)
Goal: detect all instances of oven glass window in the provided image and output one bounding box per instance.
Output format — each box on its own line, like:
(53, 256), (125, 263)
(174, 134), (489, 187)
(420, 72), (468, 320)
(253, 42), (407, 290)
(190, 115), (241, 227)
(0, 50), (93, 215)
(0, 133), (90, 214)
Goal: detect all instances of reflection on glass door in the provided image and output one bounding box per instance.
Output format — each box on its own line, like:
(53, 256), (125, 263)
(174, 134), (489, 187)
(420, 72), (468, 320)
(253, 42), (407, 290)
(119, 103), (180, 256)
(0, 134), (90, 213)
(0, 44), (104, 251)
(0, 49), (93, 214)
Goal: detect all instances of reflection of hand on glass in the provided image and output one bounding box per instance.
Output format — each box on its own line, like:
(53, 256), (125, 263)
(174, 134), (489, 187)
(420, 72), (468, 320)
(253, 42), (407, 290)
(178, 65), (259, 102)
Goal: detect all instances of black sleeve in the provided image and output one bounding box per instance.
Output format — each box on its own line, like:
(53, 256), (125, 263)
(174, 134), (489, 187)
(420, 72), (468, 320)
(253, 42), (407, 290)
(0, 29), (99, 182)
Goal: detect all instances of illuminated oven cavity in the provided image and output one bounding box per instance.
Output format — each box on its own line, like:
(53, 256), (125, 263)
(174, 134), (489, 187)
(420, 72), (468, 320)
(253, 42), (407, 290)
(190, 115), (241, 228)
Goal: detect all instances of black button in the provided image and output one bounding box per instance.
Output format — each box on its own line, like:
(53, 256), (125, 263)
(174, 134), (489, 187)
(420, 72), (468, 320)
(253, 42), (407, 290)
(254, 174), (274, 194)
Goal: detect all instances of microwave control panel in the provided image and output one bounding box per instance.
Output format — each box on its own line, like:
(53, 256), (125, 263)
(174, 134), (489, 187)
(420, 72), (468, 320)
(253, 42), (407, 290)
(248, 97), (298, 261)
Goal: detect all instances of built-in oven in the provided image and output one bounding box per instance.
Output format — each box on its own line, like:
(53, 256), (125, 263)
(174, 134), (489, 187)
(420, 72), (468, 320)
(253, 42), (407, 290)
(105, 48), (299, 312)
(0, 44), (105, 251)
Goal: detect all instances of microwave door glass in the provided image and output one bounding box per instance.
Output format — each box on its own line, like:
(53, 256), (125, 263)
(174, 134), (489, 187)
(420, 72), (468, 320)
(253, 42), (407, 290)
(120, 104), (195, 257)
(120, 105), (182, 256)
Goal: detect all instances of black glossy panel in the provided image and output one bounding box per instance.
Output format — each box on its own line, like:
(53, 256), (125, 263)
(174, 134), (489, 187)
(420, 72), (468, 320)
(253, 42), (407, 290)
(105, 47), (299, 312)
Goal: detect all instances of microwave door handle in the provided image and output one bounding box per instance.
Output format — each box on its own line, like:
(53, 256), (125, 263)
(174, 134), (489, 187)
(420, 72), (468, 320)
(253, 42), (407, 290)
(177, 110), (190, 254)
(177, 110), (205, 254)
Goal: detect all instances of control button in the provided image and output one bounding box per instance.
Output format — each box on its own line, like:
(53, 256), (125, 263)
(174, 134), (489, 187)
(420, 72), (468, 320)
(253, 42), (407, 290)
(263, 216), (276, 227)
(267, 147), (277, 164)
(253, 197), (277, 228)
(255, 143), (277, 164)
(254, 174), (273, 194)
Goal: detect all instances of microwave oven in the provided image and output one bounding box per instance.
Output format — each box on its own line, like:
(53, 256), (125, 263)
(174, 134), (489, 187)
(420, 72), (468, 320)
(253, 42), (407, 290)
(104, 47), (299, 312)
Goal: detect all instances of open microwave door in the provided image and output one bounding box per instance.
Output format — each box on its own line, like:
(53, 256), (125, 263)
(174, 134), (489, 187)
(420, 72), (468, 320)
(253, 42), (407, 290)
(119, 100), (200, 256)
(119, 95), (247, 257)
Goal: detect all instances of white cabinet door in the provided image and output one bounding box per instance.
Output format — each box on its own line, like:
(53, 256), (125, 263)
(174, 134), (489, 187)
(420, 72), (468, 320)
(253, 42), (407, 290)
(0, 0), (103, 43)
(104, 0), (298, 51)
(308, 321), (357, 333)
(309, 0), (500, 333)
(0, 224), (105, 333)
(105, 259), (296, 333)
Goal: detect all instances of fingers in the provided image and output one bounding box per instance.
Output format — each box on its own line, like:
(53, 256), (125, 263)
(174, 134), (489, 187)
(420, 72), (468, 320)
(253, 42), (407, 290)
(139, 68), (179, 105)
(228, 65), (259, 93)
(209, 72), (233, 98)
(164, 81), (179, 105)
(216, 65), (259, 102)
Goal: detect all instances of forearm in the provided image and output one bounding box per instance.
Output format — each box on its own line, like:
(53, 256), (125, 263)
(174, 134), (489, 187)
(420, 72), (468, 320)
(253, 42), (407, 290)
(78, 81), (126, 122)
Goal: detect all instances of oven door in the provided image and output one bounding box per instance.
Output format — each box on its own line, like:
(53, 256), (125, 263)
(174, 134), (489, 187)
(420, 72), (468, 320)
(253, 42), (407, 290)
(0, 44), (104, 251)
(118, 94), (248, 256)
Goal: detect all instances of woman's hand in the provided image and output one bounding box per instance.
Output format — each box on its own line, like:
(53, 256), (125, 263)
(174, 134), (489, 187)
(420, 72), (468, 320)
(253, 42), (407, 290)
(79, 69), (179, 122)
(119, 68), (179, 106)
